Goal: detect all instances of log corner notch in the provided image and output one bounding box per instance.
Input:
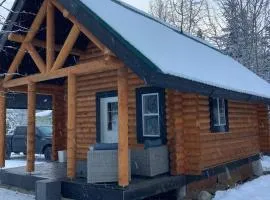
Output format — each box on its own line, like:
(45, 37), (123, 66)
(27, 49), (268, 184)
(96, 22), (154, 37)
(26, 82), (36, 173)
(0, 83), (6, 168)
(117, 67), (129, 187)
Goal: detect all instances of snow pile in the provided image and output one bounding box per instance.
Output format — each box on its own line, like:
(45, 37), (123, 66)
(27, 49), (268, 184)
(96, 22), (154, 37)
(81, 0), (270, 99)
(0, 188), (34, 200)
(213, 175), (270, 200)
(261, 155), (270, 172)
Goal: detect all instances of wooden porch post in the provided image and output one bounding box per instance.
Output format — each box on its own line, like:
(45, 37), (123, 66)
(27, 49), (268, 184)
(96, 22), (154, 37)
(67, 73), (76, 179)
(117, 67), (129, 187)
(0, 86), (6, 168)
(27, 82), (36, 172)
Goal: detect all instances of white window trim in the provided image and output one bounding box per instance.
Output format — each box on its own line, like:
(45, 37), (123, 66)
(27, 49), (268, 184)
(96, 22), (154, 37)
(142, 93), (161, 137)
(214, 98), (227, 127)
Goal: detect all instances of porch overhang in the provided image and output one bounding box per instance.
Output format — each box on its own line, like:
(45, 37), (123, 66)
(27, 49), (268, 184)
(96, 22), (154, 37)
(0, 0), (130, 187)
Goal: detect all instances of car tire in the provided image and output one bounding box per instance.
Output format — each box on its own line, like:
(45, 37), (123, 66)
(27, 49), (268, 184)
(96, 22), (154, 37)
(44, 146), (52, 161)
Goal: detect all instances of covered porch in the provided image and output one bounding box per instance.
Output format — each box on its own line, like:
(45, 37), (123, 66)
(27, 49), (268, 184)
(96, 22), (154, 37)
(0, 0), (130, 187)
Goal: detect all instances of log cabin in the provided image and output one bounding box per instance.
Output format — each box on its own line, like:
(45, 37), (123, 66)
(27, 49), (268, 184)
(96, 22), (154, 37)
(0, 0), (270, 199)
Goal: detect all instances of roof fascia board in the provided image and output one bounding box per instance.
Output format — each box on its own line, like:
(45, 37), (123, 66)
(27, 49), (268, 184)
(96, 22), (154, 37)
(148, 72), (270, 104)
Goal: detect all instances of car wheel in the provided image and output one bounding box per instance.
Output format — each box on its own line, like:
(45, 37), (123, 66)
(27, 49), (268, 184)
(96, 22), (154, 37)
(44, 146), (52, 161)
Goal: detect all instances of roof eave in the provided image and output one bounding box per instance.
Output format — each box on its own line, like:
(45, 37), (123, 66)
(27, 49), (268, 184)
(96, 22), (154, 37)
(148, 72), (270, 104)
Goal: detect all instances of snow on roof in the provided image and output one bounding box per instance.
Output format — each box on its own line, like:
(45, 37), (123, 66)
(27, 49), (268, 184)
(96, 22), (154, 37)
(0, 0), (16, 30)
(80, 0), (270, 99)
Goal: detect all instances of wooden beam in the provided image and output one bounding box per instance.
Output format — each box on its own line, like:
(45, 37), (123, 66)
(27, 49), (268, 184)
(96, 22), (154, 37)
(52, 94), (57, 161)
(8, 33), (84, 56)
(46, 2), (55, 72)
(0, 86), (6, 168)
(3, 47), (26, 82)
(25, 43), (46, 73)
(117, 67), (129, 187)
(51, 25), (80, 71)
(26, 82), (36, 173)
(3, 57), (124, 88)
(25, 1), (48, 42)
(67, 73), (76, 179)
(8, 84), (63, 95)
(4, 0), (48, 82)
(51, 0), (110, 54)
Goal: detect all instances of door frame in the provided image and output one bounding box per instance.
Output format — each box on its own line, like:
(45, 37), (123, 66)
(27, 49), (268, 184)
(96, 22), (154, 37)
(96, 90), (117, 143)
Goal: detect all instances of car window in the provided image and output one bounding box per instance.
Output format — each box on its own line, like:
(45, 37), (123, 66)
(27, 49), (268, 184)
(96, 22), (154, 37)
(38, 127), (52, 137)
(15, 127), (27, 135)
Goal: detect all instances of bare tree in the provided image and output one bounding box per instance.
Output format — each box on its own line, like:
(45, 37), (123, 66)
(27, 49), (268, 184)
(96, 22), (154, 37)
(149, 0), (208, 35)
(216, 0), (270, 80)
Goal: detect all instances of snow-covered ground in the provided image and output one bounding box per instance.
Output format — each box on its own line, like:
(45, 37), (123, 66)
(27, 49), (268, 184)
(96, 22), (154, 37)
(213, 175), (270, 200)
(214, 156), (270, 200)
(4, 153), (45, 169)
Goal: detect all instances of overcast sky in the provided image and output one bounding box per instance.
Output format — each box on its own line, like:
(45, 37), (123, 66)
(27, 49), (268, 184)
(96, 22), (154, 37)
(122, 0), (150, 12)
(0, 0), (151, 28)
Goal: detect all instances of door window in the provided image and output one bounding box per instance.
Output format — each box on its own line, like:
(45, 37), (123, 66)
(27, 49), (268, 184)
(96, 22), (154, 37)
(107, 102), (118, 131)
(100, 96), (118, 143)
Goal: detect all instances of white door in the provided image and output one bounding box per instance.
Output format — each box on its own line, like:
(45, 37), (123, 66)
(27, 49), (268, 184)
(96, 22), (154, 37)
(100, 97), (118, 143)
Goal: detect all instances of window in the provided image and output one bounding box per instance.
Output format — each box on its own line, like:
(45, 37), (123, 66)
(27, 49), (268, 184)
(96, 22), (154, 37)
(210, 97), (229, 133)
(37, 126), (52, 137)
(14, 126), (27, 136)
(142, 93), (160, 137)
(107, 102), (118, 131)
(136, 87), (166, 143)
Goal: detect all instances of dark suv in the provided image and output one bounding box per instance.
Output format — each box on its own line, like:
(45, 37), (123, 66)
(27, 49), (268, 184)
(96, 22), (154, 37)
(6, 126), (52, 161)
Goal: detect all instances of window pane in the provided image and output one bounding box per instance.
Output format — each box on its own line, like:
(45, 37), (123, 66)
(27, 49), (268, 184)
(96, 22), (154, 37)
(213, 99), (219, 126)
(107, 102), (118, 131)
(143, 115), (160, 136)
(143, 94), (158, 114)
(219, 99), (226, 125)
